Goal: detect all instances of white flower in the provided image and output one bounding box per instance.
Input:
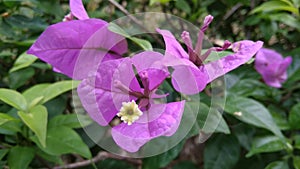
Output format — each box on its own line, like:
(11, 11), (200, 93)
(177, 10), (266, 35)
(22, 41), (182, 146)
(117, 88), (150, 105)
(117, 100), (143, 125)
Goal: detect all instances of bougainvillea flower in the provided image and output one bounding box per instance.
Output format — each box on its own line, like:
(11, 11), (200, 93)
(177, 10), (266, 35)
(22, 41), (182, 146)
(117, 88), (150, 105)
(255, 48), (292, 88)
(28, 0), (127, 80)
(157, 15), (263, 94)
(77, 51), (185, 152)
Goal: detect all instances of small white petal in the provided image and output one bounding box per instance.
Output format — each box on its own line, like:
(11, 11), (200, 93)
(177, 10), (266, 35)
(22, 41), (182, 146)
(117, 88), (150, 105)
(117, 101), (143, 125)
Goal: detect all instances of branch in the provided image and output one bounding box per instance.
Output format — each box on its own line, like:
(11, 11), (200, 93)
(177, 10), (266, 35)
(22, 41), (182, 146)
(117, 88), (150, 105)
(223, 3), (243, 20)
(215, 3), (243, 30)
(52, 152), (141, 169)
(108, 0), (164, 46)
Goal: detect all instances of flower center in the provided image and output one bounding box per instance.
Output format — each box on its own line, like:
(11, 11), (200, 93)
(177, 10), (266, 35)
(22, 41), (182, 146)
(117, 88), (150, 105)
(180, 15), (232, 67)
(114, 80), (144, 98)
(139, 71), (150, 96)
(117, 100), (143, 125)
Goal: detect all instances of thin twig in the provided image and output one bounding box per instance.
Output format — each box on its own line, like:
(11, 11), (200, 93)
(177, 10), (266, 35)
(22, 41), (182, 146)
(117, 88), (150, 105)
(52, 152), (141, 169)
(215, 3), (243, 31)
(108, 0), (164, 46)
(105, 153), (142, 165)
(223, 3), (243, 20)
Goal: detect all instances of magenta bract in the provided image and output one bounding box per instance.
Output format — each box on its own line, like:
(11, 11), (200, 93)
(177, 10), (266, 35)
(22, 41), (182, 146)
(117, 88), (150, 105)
(77, 51), (185, 152)
(28, 0), (128, 80)
(157, 16), (263, 95)
(255, 48), (292, 88)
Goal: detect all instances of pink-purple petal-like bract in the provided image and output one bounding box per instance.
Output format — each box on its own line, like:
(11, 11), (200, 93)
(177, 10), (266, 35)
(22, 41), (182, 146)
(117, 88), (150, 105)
(157, 28), (263, 95)
(204, 40), (264, 83)
(77, 51), (185, 152)
(155, 29), (189, 59)
(77, 58), (138, 126)
(70, 0), (89, 20)
(28, 19), (100, 78)
(255, 48), (292, 88)
(111, 101), (185, 153)
(28, 0), (127, 80)
(27, 19), (127, 80)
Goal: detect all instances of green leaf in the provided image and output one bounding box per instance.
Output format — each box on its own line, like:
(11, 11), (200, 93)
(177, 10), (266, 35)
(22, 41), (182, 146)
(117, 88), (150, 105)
(204, 134), (240, 169)
(286, 49), (300, 84)
(44, 97), (67, 119)
(8, 146), (35, 169)
(12, 39), (35, 47)
(9, 52), (37, 73)
(35, 148), (63, 165)
(0, 112), (21, 134)
(0, 20), (15, 38)
(259, 21), (278, 41)
(5, 14), (48, 31)
(108, 23), (130, 38)
(0, 149), (9, 160)
(8, 67), (35, 89)
(18, 105), (48, 147)
(0, 120), (22, 134)
(269, 105), (290, 130)
(3, 0), (20, 8)
(108, 23), (153, 51)
(22, 80), (79, 104)
(142, 141), (184, 169)
(76, 122), (106, 148)
(22, 84), (50, 103)
(265, 161), (289, 169)
(149, 0), (173, 5)
(269, 13), (300, 31)
(228, 79), (281, 101)
(36, 1), (64, 18)
(294, 156), (300, 169)
(197, 103), (230, 134)
(48, 114), (93, 129)
(28, 96), (44, 109)
(233, 124), (255, 151)
(244, 15), (262, 26)
(291, 0), (300, 7)
(128, 37), (153, 51)
(288, 103), (300, 129)
(42, 80), (80, 103)
(0, 88), (27, 111)
(31, 126), (91, 159)
(175, 0), (191, 14)
(0, 113), (17, 126)
(251, 0), (299, 16)
(279, 0), (295, 7)
(246, 136), (287, 157)
(225, 96), (284, 138)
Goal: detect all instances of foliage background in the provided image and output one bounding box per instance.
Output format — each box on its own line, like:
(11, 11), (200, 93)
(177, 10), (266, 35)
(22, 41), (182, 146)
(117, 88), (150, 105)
(0, 0), (300, 168)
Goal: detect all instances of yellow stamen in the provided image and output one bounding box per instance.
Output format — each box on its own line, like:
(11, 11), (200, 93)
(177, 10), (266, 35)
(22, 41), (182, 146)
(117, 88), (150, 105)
(117, 100), (143, 125)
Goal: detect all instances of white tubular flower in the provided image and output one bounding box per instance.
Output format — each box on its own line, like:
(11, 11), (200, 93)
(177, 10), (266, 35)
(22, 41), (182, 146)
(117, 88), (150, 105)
(117, 100), (143, 125)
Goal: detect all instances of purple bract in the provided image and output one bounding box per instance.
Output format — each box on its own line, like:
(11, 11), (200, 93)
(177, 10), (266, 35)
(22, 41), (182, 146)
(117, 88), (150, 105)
(157, 15), (263, 94)
(27, 0), (127, 80)
(255, 48), (292, 88)
(77, 51), (185, 152)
